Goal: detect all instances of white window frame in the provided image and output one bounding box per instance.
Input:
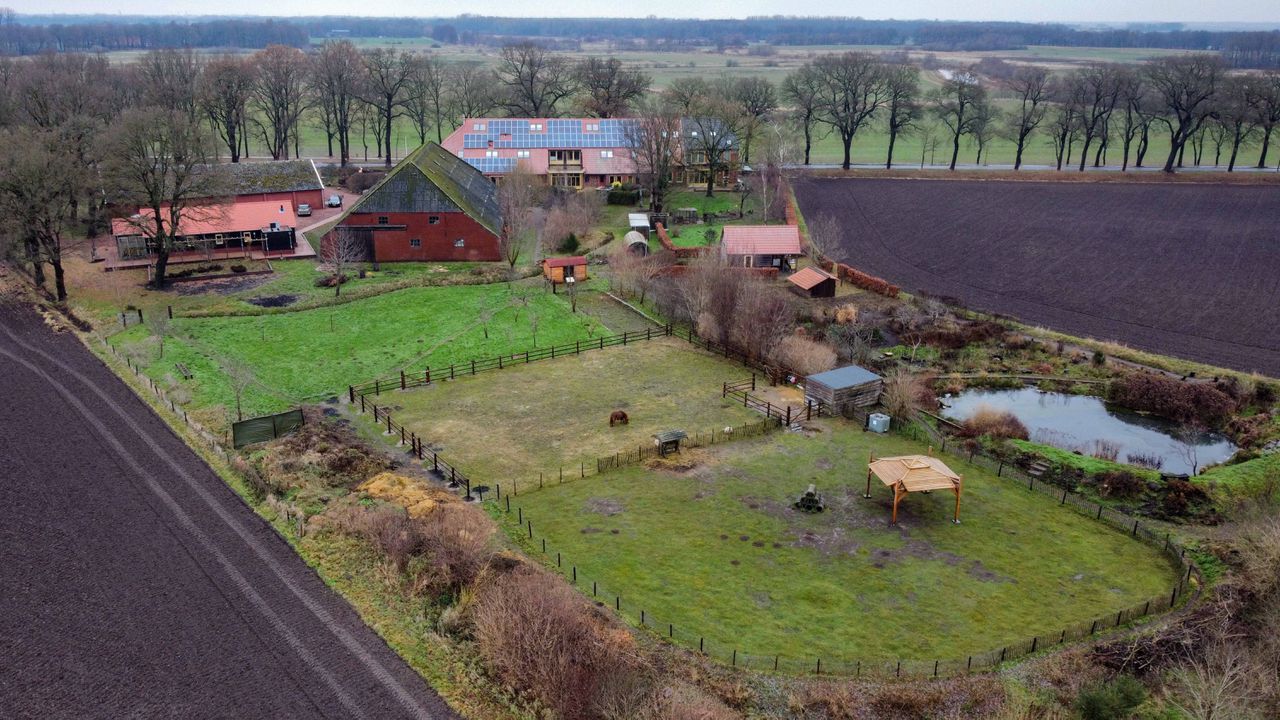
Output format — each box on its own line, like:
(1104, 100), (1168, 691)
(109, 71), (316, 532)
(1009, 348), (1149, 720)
(473, 122), (486, 131)
(454, 238), (465, 248)
(600, 150), (614, 158)
(516, 150), (531, 158)
(529, 122), (544, 131)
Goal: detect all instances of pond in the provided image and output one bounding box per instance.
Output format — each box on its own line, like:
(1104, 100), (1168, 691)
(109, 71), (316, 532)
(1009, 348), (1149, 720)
(940, 387), (1237, 476)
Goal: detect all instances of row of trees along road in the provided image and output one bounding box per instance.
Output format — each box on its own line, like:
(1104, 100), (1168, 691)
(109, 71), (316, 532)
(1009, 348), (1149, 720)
(4, 44), (1280, 295)
(781, 52), (1280, 173)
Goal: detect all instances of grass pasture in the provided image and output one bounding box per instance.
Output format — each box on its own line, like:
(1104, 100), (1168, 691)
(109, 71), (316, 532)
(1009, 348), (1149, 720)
(501, 423), (1182, 666)
(389, 336), (763, 484)
(109, 282), (601, 431)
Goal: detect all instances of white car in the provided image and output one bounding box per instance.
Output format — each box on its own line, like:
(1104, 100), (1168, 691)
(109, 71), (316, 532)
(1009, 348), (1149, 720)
(297, 203), (312, 217)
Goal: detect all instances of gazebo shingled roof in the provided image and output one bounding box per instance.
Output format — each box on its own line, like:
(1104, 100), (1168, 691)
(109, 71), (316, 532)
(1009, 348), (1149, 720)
(866, 452), (963, 525)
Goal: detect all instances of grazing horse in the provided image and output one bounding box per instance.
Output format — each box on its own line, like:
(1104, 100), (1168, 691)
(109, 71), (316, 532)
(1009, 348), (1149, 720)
(609, 410), (629, 427)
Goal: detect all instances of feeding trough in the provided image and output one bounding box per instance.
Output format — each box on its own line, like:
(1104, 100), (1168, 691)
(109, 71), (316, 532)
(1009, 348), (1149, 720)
(653, 430), (688, 457)
(794, 484), (825, 513)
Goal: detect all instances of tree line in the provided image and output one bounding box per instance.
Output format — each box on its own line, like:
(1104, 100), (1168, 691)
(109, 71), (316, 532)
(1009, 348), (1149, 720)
(5, 13), (1280, 68)
(771, 52), (1280, 174)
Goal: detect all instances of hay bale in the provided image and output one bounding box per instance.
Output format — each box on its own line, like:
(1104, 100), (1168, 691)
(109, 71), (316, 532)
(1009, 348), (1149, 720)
(359, 472), (457, 517)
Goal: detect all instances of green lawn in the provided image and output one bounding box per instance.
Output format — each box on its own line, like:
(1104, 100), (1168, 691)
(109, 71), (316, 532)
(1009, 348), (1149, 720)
(110, 282), (602, 431)
(390, 336), (762, 485)
(501, 423), (1181, 665)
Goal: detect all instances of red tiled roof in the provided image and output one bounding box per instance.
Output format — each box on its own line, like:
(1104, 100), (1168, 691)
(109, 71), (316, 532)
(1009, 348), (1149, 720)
(787, 266), (836, 290)
(721, 225), (802, 256)
(581, 150), (637, 175)
(112, 199), (295, 238)
(543, 256), (587, 268)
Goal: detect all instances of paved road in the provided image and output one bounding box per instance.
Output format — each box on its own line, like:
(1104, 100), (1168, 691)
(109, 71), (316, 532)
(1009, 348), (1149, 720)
(0, 302), (457, 720)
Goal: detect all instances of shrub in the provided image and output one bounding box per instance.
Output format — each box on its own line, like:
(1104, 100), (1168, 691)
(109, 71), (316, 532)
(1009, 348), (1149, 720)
(1091, 439), (1121, 462)
(230, 264), (247, 273)
(343, 170), (384, 193)
(772, 335), (837, 376)
(473, 565), (639, 720)
(1126, 452), (1164, 470)
(833, 262), (900, 297)
(1092, 349), (1106, 366)
(1096, 470), (1145, 499)
(1108, 372), (1237, 427)
(959, 406), (1030, 441)
(882, 368), (932, 421)
(559, 233), (580, 253)
(1075, 675), (1145, 720)
(314, 273), (349, 288)
(833, 304), (858, 325)
(607, 188), (640, 205)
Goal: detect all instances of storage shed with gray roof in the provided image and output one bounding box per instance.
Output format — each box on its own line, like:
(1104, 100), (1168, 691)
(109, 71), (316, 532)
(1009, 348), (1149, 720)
(804, 364), (883, 416)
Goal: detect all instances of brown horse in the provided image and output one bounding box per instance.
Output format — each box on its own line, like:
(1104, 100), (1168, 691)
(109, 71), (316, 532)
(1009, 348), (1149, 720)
(609, 410), (629, 427)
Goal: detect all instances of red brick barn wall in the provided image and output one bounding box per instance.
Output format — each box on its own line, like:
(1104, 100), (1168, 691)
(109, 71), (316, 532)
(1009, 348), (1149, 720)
(340, 211), (501, 262)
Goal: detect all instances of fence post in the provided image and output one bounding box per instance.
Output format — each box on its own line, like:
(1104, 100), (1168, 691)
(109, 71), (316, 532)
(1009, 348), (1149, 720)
(785, 405), (791, 426)
(1031, 637), (1038, 653)
(385, 414), (392, 434)
(348, 385), (355, 403)
(400, 370), (406, 390)
(375, 379), (380, 395)
(1132, 520), (1139, 536)
(933, 660), (938, 677)
(700, 637), (704, 653)
(817, 658), (821, 675)
(426, 368), (430, 384)
(450, 364), (455, 380)
(527, 520), (532, 538)
(997, 461), (1003, 477)
(518, 507), (522, 524)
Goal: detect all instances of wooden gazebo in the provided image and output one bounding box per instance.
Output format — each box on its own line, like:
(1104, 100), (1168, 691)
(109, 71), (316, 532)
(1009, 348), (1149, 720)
(866, 451), (963, 525)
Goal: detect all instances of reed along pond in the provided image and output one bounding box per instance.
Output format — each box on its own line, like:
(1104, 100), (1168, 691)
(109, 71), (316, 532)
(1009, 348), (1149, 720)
(941, 387), (1237, 476)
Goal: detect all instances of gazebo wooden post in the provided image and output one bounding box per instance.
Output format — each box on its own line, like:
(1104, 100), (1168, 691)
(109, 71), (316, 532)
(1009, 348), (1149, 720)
(891, 483), (904, 525)
(865, 452), (875, 499)
(953, 476), (963, 524)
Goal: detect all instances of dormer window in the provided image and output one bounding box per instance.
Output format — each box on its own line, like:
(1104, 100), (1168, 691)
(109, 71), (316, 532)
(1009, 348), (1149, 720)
(529, 123), (544, 131)
(473, 122), (486, 131)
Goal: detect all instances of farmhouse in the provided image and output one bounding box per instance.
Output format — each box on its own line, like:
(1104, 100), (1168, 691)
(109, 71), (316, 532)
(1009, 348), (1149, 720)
(110, 200), (298, 262)
(543, 256), (588, 285)
(106, 159), (323, 267)
(804, 364), (883, 416)
(441, 117), (739, 189)
(328, 143), (502, 263)
(720, 225), (803, 270)
(787, 266), (837, 298)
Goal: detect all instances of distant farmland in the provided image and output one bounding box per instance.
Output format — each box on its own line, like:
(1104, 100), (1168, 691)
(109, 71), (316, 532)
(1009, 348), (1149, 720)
(793, 176), (1280, 377)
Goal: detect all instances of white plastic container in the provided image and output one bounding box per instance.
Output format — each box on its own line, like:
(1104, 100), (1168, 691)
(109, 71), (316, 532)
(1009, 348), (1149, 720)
(867, 413), (891, 433)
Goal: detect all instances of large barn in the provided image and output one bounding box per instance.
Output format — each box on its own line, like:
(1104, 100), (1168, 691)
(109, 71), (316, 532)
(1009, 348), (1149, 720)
(329, 143), (503, 263)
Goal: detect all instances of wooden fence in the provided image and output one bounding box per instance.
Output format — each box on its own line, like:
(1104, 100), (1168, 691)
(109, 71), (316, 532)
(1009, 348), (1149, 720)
(722, 375), (828, 425)
(349, 325), (674, 401)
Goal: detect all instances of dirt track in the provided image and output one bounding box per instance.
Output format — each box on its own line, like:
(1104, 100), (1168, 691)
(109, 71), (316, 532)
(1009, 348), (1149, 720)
(0, 302), (456, 719)
(793, 176), (1280, 377)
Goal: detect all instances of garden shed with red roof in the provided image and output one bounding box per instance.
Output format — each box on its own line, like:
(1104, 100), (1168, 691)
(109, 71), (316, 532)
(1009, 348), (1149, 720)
(720, 225), (803, 270)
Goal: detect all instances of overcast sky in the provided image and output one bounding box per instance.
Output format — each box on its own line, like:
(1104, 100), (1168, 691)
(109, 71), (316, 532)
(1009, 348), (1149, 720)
(15, 0), (1279, 24)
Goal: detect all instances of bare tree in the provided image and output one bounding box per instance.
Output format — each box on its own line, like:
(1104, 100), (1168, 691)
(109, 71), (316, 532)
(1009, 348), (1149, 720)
(322, 227), (368, 297)
(1145, 54), (1225, 173)
(447, 62), (500, 121)
(498, 161), (543, 270)
(969, 100), (1001, 165)
(663, 77), (709, 115)
(575, 56), (649, 118)
(811, 52), (888, 170)
(882, 63), (922, 169)
(0, 127), (81, 300)
(102, 108), (226, 289)
(1048, 78), (1084, 170)
(311, 40), (363, 165)
(1073, 65), (1125, 171)
(1115, 70), (1149, 171)
(626, 96), (680, 212)
(360, 48), (414, 167)
(732, 76), (778, 164)
(781, 64), (826, 166)
(402, 53), (448, 144)
(1168, 639), (1262, 720)
(932, 71), (988, 171)
(1249, 70), (1280, 168)
(752, 120), (798, 222)
(494, 43), (579, 117)
(1003, 66), (1050, 170)
(677, 91), (743, 198)
(1218, 76), (1261, 172)
(199, 55), (254, 163)
(148, 312), (171, 359)
(137, 48), (201, 121)
(226, 359), (256, 423)
(1174, 422), (1205, 476)
(250, 45), (308, 160)
(805, 212), (840, 262)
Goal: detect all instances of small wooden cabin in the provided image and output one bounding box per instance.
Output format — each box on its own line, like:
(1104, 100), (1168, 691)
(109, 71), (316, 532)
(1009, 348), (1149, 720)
(804, 364), (883, 416)
(787, 266), (837, 298)
(543, 256), (588, 285)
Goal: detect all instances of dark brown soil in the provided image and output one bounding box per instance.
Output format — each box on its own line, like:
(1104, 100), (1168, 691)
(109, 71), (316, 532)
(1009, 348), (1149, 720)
(0, 303), (455, 719)
(793, 176), (1280, 376)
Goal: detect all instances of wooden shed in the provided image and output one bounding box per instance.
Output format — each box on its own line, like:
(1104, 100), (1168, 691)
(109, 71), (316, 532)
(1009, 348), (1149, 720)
(787, 266), (837, 298)
(543, 256), (588, 285)
(804, 364), (883, 416)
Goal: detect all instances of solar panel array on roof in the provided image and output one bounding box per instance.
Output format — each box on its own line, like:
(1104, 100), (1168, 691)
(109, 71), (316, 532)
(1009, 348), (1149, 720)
(462, 118), (635, 149)
(465, 157), (518, 174)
